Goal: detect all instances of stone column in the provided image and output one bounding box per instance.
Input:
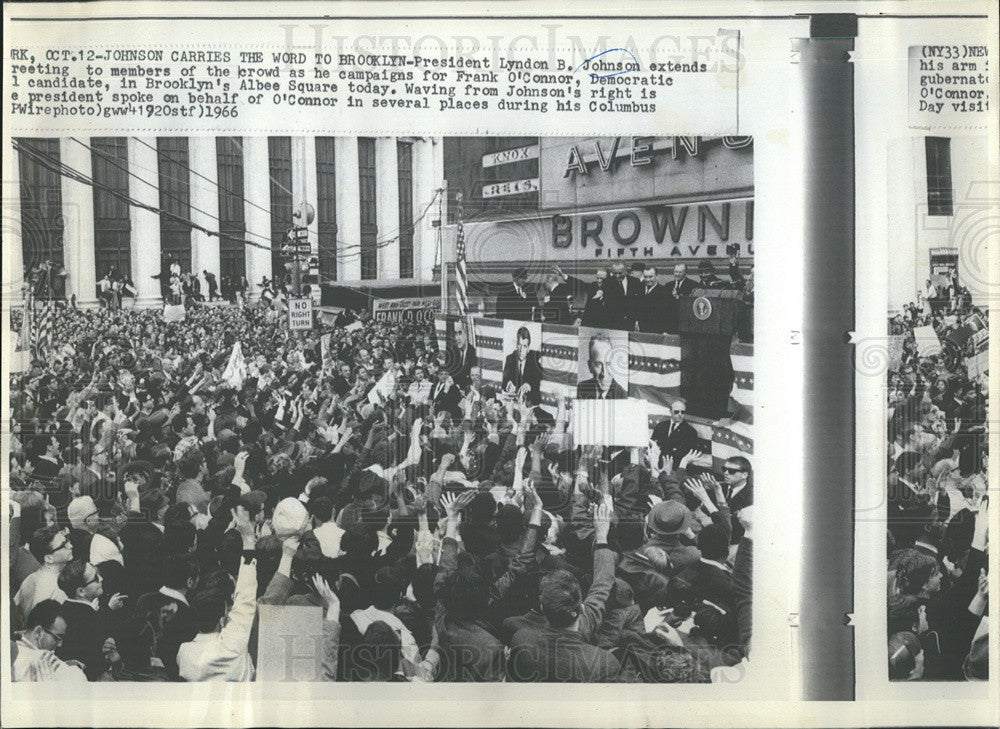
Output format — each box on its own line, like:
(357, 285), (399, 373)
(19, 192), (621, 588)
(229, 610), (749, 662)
(375, 137), (400, 280)
(188, 136), (221, 290)
(242, 136), (272, 296)
(334, 137), (361, 282)
(59, 138), (97, 307)
(128, 137), (162, 307)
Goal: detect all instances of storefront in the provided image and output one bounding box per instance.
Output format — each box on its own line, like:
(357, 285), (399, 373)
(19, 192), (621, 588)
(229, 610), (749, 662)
(440, 135), (754, 311)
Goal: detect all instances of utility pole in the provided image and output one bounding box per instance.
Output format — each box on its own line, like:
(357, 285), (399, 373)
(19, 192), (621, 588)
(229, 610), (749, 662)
(438, 183), (447, 314)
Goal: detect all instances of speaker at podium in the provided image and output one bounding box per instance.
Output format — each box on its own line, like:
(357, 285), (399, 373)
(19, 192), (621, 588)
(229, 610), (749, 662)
(676, 288), (740, 419)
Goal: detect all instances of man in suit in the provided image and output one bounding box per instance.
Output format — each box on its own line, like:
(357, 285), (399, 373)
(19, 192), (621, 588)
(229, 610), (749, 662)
(719, 456), (752, 544)
(636, 266), (669, 334)
(495, 267), (533, 321)
(56, 560), (123, 680)
(446, 319), (477, 391)
(535, 265), (572, 324)
(202, 270), (219, 301)
(576, 332), (628, 400)
(501, 326), (543, 405)
(665, 263), (699, 334)
(602, 262), (640, 331)
(582, 268), (609, 328)
(651, 399), (699, 470)
(431, 364), (463, 419)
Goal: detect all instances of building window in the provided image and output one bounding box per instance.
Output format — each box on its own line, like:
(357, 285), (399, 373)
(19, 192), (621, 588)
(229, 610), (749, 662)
(925, 136), (953, 216)
(268, 136), (293, 284)
(216, 137), (247, 285)
(316, 137), (337, 282)
(17, 138), (66, 298)
(157, 137), (192, 274)
(91, 137), (132, 283)
(397, 141), (414, 279)
(358, 137), (377, 280)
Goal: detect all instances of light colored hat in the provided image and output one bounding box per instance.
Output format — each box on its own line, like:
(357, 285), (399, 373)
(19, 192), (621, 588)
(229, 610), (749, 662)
(67, 495), (98, 530)
(271, 497), (309, 538)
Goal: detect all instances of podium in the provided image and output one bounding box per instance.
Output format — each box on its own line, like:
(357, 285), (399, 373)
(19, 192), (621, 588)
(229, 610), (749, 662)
(676, 289), (739, 418)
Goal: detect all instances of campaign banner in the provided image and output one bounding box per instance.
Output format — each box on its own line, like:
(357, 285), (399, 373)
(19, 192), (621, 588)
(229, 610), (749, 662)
(255, 605), (326, 682)
(912, 325), (942, 358)
(163, 304), (186, 322)
(372, 297), (439, 324)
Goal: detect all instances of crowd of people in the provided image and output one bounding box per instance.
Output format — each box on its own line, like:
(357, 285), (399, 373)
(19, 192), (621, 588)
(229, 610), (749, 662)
(494, 258), (753, 342)
(885, 280), (989, 681)
(8, 286), (752, 683)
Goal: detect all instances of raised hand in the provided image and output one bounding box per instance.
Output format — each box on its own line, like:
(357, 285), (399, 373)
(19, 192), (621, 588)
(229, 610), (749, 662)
(593, 500), (612, 543)
(311, 574), (340, 615)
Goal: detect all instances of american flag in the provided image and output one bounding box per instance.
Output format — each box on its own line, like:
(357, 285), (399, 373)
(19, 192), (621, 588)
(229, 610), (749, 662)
(12, 294), (34, 373)
(454, 191), (468, 317)
(34, 296), (58, 353)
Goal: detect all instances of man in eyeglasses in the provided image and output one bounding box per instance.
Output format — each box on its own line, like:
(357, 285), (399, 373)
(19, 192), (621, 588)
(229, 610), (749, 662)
(13, 525), (73, 628)
(651, 399), (699, 471)
(12, 600), (86, 682)
(56, 560), (127, 680)
(719, 456), (753, 544)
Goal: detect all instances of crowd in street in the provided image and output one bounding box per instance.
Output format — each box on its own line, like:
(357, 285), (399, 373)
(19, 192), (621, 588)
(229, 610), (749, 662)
(9, 288), (752, 683)
(885, 281), (989, 681)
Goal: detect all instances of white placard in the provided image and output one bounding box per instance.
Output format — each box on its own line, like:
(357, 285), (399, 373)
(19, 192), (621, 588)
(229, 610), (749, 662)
(572, 398), (650, 447)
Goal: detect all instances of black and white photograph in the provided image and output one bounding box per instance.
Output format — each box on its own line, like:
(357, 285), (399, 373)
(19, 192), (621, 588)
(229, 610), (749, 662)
(576, 328), (629, 400)
(884, 136), (990, 682)
(2, 2), (997, 728)
(7, 133), (754, 685)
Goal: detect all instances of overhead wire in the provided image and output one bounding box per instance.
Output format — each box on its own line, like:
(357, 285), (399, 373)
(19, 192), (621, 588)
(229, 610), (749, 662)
(12, 139), (443, 270)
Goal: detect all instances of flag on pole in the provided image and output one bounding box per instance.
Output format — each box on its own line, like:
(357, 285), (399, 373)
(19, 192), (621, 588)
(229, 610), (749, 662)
(221, 341), (247, 390)
(455, 191), (468, 317)
(34, 297), (57, 354)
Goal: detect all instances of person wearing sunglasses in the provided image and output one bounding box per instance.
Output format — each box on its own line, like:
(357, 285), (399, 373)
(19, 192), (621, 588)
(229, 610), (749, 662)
(720, 457), (753, 544)
(12, 600), (86, 682)
(13, 524), (73, 629)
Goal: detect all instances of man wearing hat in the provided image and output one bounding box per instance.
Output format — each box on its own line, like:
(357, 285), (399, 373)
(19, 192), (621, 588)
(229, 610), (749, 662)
(495, 267), (534, 321)
(697, 260), (728, 289)
(644, 499), (700, 573)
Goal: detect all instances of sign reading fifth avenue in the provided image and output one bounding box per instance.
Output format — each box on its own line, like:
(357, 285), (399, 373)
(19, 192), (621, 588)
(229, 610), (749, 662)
(287, 298), (313, 330)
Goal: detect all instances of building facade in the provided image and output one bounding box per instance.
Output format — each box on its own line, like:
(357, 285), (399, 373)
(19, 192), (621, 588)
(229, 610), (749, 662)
(439, 135), (754, 311)
(6, 136), (444, 306)
(887, 135), (991, 312)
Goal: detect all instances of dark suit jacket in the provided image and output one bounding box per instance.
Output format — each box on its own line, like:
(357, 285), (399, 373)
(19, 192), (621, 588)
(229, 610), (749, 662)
(501, 351), (543, 404)
(601, 278), (635, 331)
(446, 342), (477, 391)
(576, 377), (628, 400)
(581, 282), (608, 328)
(664, 277), (699, 334)
(671, 559), (735, 612)
(495, 283), (534, 321)
(431, 381), (463, 419)
(650, 419), (700, 470)
(636, 283), (669, 333)
(57, 600), (112, 680)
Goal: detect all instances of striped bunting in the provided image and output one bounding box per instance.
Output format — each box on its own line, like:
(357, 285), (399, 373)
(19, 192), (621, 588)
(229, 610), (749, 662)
(436, 315), (753, 466)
